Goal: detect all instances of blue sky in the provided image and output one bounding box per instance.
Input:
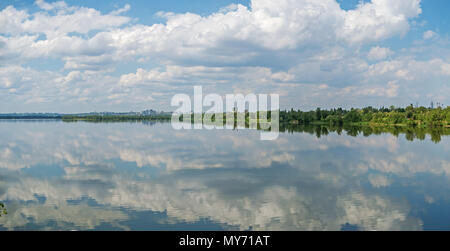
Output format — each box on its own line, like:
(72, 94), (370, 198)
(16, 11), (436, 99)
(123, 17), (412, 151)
(0, 0), (449, 112)
(0, 0), (252, 25)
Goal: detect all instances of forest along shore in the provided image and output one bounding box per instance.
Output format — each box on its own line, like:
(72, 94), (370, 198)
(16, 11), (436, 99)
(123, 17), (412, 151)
(0, 105), (448, 128)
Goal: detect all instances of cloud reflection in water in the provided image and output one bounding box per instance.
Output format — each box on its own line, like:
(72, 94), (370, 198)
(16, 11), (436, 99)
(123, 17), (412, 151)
(0, 121), (449, 230)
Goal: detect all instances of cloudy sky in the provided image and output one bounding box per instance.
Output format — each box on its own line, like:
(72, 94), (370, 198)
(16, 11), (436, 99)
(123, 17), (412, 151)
(0, 0), (449, 113)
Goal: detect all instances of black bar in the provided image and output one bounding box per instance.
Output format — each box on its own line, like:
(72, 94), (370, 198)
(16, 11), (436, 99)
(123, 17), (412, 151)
(1, 230), (444, 250)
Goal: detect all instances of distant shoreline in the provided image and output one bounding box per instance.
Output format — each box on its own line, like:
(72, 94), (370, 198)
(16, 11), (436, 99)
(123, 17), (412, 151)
(0, 105), (448, 128)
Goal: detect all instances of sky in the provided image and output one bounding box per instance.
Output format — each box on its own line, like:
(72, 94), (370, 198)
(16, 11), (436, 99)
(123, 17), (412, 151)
(0, 0), (449, 113)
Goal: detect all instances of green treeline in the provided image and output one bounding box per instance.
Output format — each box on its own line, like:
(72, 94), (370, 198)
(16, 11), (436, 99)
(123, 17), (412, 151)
(24, 107), (450, 144)
(62, 114), (172, 122)
(0, 202), (6, 217)
(280, 105), (450, 127)
(60, 106), (450, 128)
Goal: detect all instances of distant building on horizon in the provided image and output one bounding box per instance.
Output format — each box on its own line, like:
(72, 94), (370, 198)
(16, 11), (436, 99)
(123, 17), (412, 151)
(141, 109), (157, 116)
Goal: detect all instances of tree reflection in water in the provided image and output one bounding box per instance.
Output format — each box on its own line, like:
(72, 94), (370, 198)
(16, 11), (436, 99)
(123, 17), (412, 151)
(279, 124), (449, 143)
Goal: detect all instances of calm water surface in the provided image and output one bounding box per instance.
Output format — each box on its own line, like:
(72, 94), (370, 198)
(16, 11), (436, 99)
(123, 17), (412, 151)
(0, 121), (449, 231)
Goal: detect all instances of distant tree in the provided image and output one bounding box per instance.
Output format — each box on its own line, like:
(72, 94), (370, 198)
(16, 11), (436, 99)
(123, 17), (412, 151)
(0, 202), (6, 217)
(315, 108), (322, 121)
